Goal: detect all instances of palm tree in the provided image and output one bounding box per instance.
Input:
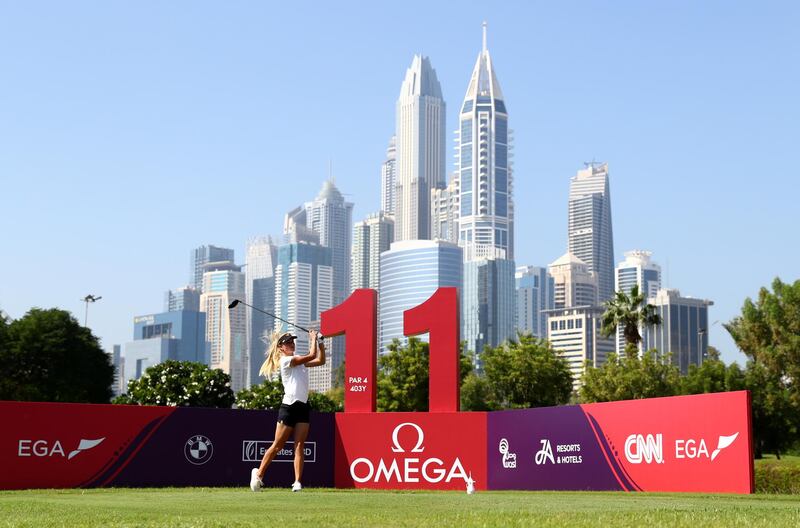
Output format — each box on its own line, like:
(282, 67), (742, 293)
(600, 284), (662, 353)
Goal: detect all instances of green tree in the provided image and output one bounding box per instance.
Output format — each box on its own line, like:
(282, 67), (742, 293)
(377, 337), (472, 412)
(680, 346), (730, 395)
(725, 278), (800, 457)
(325, 386), (344, 411)
(744, 360), (798, 459)
(481, 334), (573, 409)
(460, 372), (497, 411)
(0, 308), (114, 403)
(580, 347), (681, 403)
(725, 278), (800, 403)
(600, 284), (662, 355)
(235, 378), (284, 410)
(307, 391), (339, 412)
(121, 360), (234, 408)
(236, 378), (340, 412)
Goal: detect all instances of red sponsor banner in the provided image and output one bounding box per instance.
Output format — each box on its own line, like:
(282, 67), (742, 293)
(0, 401), (174, 490)
(335, 412), (487, 490)
(581, 391), (753, 493)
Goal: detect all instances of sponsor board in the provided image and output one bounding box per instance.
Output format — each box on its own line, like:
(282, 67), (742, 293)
(335, 412), (487, 490)
(0, 402), (335, 489)
(487, 391), (753, 493)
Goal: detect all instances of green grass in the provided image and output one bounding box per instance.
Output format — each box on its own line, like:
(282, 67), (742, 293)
(1, 488), (799, 528)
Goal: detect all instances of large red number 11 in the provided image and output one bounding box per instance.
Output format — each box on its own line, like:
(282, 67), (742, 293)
(321, 287), (459, 413)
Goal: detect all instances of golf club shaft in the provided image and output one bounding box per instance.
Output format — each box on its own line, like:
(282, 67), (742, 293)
(229, 299), (323, 338)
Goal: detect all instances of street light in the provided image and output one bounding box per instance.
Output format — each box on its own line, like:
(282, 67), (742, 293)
(697, 321), (720, 361)
(81, 294), (102, 327)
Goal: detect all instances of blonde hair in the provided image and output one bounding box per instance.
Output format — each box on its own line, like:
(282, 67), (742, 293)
(259, 330), (286, 377)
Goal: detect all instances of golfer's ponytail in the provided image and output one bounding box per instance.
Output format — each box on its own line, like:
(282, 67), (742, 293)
(259, 330), (283, 377)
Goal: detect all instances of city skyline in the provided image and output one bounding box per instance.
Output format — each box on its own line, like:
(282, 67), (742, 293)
(2, 2), (798, 366)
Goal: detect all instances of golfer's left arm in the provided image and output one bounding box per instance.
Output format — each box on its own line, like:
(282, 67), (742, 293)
(306, 330), (326, 367)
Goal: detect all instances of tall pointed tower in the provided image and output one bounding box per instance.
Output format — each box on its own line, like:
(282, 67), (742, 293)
(395, 55), (446, 241)
(458, 23), (515, 360)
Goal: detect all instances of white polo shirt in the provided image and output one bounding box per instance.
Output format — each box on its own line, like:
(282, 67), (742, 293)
(280, 355), (309, 405)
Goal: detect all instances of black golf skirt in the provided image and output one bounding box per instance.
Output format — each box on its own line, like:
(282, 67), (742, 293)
(277, 401), (310, 427)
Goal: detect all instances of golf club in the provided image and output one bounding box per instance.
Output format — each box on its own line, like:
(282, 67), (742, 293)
(227, 299), (324, 339)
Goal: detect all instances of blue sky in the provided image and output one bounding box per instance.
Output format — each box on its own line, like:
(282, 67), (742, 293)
(1, 1), (797, 364)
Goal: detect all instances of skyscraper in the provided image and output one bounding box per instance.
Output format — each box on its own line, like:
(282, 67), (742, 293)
(430, 176), (459, 244)
(379, 240), (462, 354)
(515, 265), (554, 338)
(245, 236), (278, 388)
(642, 289), (714, 374)
(274, 241), (334, 392)
(395, 55), (446, 241)
(457, 23), (513, 262)
(615, 250), (662, 354)
(457, 23), (516, 358)
(351, 212), (394, 291)
(191, 245), (235, 292)
(462, 258), (516, 365)
(164, 286), (200, 312)
(107, 344), (123, 397)
(380, 135), (397, 217)
(568, 162), (614, 302)
(199, 260), (247, 392)
(304, 180), (353, 305)
(548, 252), (598, 309)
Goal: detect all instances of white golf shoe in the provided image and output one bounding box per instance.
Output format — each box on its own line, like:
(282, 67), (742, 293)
(250, 468), (263, 492)
(291, 481), (302, 492)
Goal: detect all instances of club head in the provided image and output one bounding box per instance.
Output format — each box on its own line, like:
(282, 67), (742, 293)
(228, 299), (240, 309)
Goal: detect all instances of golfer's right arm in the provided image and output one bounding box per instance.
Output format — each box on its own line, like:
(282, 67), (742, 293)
(306, 330), (326, 367)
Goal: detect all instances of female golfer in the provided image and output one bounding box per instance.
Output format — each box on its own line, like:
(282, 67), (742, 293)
(250, 329), (325, 492)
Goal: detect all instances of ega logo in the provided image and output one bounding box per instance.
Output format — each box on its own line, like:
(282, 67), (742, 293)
(18, 438), (106, 460)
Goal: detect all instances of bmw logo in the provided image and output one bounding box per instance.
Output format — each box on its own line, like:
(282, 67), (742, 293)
(184, 434), (214, 465)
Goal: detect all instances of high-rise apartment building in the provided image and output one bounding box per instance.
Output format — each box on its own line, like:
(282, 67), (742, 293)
(431, 177), (459, 244)
(395, 55), (446, 241)
(379, 240), (462, 354)
(199, 261), (247, 392)
(191, 245), (234, 292)
(568, 162), (614, 302)
(545, 306), (614, 389)
(274, 242), (334, 392)
(642, 289), (714, 374)
(245, 236), (278, 388)
(548, 252), (598, 309)
(351, 213), (394, 291)
(457, 24), (516, 358)
(515, 265), (554, 338)
(614, 250), (662, 354)
(381, 136), (397, 217)
(456, 24), (513, 262)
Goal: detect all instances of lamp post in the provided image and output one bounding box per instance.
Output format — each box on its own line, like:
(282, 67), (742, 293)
(81, 294), (102, 327)
(698, 328), (706, 363)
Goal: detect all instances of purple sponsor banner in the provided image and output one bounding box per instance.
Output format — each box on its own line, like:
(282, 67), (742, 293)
(487, 406), (624, 491)
(107, 408), (334, 488)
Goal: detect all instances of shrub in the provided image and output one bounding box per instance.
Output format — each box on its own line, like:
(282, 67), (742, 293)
(119, 360), (234, 408)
